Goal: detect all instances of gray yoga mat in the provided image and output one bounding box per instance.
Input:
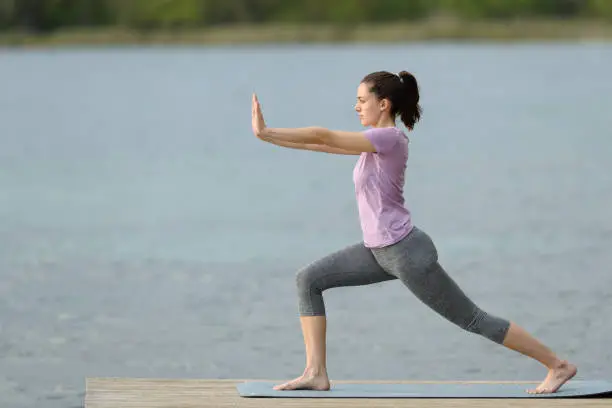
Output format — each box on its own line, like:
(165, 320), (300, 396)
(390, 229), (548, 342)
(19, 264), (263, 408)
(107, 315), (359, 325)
(237, 380), (612, 398)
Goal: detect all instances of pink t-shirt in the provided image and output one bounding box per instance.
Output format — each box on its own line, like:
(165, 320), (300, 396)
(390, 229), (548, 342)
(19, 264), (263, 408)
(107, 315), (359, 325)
(352, 126), (413, 248)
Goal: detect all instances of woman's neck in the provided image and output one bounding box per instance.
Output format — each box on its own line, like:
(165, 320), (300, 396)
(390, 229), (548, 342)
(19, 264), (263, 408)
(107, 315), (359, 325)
(373, 116), (396, 128)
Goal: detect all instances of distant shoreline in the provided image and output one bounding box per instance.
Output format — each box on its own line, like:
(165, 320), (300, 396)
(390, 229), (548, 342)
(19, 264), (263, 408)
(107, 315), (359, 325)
(2, 19), (612, 47)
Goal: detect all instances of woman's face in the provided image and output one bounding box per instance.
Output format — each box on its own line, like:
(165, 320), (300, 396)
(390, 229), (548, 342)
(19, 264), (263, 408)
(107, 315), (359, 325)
(354, 82), (389, 127)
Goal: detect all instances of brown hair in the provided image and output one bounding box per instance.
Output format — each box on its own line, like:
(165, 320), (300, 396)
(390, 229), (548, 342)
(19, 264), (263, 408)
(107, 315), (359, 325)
(361, 70), (422, 130)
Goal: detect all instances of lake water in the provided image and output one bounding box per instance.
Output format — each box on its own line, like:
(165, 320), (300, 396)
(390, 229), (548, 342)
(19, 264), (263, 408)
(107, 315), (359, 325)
(1, 42), (611, 407)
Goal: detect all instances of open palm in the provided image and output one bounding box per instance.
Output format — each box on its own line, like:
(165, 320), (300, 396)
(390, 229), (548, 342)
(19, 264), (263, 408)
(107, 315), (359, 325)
(251, 93), (266, 138)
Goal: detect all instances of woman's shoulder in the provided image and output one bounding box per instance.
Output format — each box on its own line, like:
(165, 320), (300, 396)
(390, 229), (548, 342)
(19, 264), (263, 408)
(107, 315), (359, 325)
(364, 126), (408, 154)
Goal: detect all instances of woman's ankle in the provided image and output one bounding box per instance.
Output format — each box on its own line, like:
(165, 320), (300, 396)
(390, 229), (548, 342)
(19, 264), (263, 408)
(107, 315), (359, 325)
(304, 365), (327, 377)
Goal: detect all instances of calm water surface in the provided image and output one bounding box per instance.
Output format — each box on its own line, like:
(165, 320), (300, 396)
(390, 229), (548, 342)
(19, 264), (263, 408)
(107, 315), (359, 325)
(0, 42), (611, 407)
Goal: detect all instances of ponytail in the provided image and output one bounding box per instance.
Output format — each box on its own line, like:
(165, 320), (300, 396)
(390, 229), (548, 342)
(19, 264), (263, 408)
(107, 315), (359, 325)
(398, 71), (422, 130)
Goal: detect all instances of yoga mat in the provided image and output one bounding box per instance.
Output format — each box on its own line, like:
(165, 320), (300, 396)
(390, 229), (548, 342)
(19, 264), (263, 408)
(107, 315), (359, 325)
(237, 380), (612, 398)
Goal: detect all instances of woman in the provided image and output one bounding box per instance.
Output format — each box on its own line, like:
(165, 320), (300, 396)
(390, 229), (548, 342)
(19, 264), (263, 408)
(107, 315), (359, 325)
(250, 70), (577, 394)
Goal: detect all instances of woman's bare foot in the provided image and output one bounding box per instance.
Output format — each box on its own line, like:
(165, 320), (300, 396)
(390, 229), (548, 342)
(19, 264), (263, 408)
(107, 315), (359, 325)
(527, 360), (577, 394)
(273, 369), (330, 391)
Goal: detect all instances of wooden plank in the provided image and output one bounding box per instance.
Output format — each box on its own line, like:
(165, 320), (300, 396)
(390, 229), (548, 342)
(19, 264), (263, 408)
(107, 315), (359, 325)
(85, 378), (612, 408)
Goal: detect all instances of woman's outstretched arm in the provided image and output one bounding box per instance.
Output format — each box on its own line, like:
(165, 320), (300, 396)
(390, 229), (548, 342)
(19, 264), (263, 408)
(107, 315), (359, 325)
(251, 93), (375, 155)
(258, 133), (362, 155)
(259, 127), (376, 154)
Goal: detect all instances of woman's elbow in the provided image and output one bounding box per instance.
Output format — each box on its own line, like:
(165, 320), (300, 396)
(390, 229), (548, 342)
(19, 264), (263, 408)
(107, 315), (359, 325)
(314, 127), (333, 145)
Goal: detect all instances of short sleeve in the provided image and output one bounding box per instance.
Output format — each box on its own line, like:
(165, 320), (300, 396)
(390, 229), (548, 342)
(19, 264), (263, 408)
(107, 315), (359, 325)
(363, 127), (402, 154)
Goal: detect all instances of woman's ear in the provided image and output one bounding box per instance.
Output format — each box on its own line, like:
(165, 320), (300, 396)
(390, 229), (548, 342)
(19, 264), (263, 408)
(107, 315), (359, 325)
(379, 98), (391, 112)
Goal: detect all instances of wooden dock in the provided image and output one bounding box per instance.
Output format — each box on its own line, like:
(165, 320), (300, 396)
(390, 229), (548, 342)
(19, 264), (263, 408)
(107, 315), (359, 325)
(85, 378), (612, 408)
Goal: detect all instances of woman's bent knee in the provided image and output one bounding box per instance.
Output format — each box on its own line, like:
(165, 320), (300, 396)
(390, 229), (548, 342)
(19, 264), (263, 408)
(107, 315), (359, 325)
(295, 265), (326, 316)
(295, 266), (314, 293)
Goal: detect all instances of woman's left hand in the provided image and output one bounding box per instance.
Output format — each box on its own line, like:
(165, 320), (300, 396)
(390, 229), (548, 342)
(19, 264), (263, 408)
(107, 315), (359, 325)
(251, 93), (266, 138)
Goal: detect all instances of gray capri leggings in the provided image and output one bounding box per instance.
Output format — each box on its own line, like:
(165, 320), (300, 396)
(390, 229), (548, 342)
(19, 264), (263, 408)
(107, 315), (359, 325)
(296, 226), (510, 344)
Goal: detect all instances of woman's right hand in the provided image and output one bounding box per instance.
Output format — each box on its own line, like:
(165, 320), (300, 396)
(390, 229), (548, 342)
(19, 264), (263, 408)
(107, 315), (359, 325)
(251, 93), (267, 139)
